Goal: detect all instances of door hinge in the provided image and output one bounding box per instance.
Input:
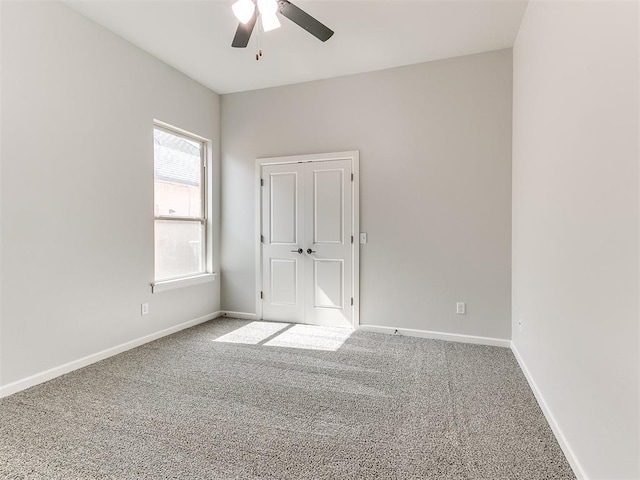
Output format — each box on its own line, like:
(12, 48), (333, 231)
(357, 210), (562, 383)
(260, 235), (265, 243)
(351, 297), (354, 306)
(260, 178), (264, 187)
(351, 235), (354, 244)
(351, 173), (354, 182)
(260, 291), (264, 300)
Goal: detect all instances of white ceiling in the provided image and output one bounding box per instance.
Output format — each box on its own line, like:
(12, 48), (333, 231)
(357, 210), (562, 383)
(65, 0), (528, 94)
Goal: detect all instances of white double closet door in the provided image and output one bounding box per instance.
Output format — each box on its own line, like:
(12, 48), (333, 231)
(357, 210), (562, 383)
(261, 159), (353, 328)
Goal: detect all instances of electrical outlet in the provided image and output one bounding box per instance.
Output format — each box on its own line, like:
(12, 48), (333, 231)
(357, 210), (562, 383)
(360, 232), (368, 244)
(141, 303), (149, 315)
(456, 302), (466, 315)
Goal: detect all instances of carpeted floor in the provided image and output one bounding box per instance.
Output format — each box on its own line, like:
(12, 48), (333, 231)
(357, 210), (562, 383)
(0, 317), (575, 479)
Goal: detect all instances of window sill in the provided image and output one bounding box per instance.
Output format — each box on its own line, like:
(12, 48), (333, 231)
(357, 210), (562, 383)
(151, 273), (217, 294)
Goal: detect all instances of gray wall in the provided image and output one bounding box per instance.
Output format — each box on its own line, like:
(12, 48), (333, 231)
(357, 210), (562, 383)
(221, 49), (512, 340)
(512, 1), (639, 478)
(0, 1), (221, 386)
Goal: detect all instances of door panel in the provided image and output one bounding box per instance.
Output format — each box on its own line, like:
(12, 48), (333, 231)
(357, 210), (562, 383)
(270, 258), (298, 305)
(314, 259), (343, 309)
(262, 159), (353, 327)
(313, 169), (343, 244)
(262, 163), (305, 322)
(269, 172), (298, 244)
(304, 160), (352, 327)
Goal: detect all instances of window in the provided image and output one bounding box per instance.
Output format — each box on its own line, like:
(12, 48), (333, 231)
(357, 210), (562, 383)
(153, 124), (207, 283)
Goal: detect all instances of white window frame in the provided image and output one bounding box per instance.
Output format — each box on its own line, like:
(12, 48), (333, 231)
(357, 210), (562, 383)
(151, 121), (216, 293)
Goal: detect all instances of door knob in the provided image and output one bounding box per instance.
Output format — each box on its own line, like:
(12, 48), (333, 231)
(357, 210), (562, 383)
(307, 248), (316, 254)
(290, 248), (303, 254)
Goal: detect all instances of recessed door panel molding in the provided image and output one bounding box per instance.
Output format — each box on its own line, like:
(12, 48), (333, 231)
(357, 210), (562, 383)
(313, 169), (344, 245)
(269, 172), (298, 245)
(314, 259), (344, 309)
(270, 258), (297, 305)
(258, 151), (359, 328)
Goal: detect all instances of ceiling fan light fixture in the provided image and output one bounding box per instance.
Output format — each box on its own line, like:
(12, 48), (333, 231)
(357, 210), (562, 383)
(231, 0), (334, 49)
(257, 0), (278, 15)
(232, 0), (255, 24)
(261, 12), (281, 32)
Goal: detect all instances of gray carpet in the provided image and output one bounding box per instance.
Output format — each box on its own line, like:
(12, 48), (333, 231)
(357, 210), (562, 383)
(0, 317), (575, 479)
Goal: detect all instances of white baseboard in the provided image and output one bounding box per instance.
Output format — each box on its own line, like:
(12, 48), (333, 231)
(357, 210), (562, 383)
(358, 324), (511, 348)
(510, 343), (586, 480)
(0, 311), (222, 399)
(220, 310), (258, 320)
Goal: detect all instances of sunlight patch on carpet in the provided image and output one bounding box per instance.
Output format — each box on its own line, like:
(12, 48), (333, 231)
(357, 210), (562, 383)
(213, 322), (353, 351)
(212, 321), (290, 344)
(264, 324), (353, 351)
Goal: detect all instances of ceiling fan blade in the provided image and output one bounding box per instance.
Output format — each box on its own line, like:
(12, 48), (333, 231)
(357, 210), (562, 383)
(231, 10), (258, 48)
(278, 0), (334, 42)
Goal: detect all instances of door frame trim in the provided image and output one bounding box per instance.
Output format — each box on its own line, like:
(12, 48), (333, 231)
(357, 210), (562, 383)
(255, 151), (360, 327)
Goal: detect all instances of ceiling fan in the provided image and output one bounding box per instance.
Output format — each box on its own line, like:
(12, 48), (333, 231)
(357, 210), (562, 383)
(231, 0), (334, 49)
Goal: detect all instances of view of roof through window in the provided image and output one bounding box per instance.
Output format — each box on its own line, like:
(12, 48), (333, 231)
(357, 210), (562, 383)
(154, 128), (201, 187)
